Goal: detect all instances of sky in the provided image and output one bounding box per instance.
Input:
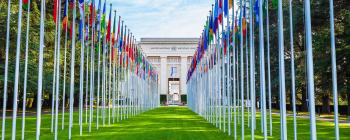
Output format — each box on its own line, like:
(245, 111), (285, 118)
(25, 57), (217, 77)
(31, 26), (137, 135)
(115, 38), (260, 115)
(105, 0), (214, 39)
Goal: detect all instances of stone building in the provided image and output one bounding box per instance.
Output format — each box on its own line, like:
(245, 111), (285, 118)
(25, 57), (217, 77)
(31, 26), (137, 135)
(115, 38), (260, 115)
(139, 38), (198, 105)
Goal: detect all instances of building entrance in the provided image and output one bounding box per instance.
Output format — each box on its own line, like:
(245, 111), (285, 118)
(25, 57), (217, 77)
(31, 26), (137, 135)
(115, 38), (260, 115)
(168, 78), (181, 105)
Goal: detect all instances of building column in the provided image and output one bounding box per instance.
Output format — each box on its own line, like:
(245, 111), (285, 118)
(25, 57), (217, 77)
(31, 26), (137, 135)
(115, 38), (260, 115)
(160, 56), (167, 96)
(180, 56), (187, 96)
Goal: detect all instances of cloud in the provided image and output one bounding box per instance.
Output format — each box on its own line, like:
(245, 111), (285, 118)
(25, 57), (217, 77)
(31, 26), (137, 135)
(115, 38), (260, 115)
(107, 0), (213, 39)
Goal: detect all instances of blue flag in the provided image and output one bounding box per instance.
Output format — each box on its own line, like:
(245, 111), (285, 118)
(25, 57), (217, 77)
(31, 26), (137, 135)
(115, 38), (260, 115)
(254, 0), (259, 25)
(224, 0), (229, 17)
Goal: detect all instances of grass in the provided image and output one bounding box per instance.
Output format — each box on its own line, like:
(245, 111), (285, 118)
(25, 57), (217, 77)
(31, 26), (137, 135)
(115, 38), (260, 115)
(0, 107), (349, 140)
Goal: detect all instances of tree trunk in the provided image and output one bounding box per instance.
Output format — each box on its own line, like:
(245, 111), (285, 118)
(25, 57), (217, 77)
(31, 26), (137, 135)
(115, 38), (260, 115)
(301, 87), (308, 112)
(322, 95), (330, 114)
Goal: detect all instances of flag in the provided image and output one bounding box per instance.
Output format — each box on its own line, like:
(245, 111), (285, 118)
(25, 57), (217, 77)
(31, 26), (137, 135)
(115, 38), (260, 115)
(209, 13), (214, 43)
(213, 0), (218, 34)
(78, 0), (84, 41)
(23, 0), (29, 10)
(254, 0), (259, 25)
(79, 0), (84, 18)
(223, 31), (227, 55)
(89, 0), (95, 26)
(78, 20), (83, 41)
(272, 0), (277, 9)
(62, 0), (68, 29)
(224, 0), (229, 17)
(112, 11), (116, 47)
(116, 16), (121, 48)
(118, 21), (124, 52)
(242, 4), (247, 36)
(85, 16), (89, 41)
(97, 0), (102, 40)
(53, 0), (58, 22)
(106, 4), (112, 42)
(101, 0), (106, 35)
(218, 0), (223, 23)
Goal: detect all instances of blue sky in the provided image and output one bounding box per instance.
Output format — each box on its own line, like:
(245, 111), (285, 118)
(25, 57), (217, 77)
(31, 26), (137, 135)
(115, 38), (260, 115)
(104, 0), (214, 39)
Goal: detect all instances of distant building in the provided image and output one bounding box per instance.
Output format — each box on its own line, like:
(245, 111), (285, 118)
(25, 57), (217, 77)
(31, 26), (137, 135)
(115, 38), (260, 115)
(139, 38), (198, 105)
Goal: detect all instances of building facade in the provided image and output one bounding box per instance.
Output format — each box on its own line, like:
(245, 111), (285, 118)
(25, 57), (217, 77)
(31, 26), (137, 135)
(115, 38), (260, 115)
(139, 38), (198, 105)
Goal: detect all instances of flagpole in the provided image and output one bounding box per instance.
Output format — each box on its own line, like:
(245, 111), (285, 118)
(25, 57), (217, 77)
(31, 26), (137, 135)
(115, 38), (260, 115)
(249, 0), (255, 139)
(68, 0), (77, 138)
(96, 0), (103, 129)
(51, 0), (59, 132)
(288, 0), (297, 139)
(117, 18), (123, 123)
(89, 0), (96, 132)
(257, 0), (267, 138)
(62, 0), (69, 130)
(266, 0), (273, 136)
(108, 4), (113, 125)
(85, 12), (90, 125)
(102, 1), (107, 126)
(238, 1), (245, 139)
(11, 0), (25, 138)
(86, 12), (90, 125)
(79, 0), (86, 136)
(22, 0), (31, 139)
(232, 3), (237, 139)
(329, 0), (339, 139)
(36, 0), (47, 138)
(1, 0), (11, 138)
(305, 0), (317, 139)
(277, 0), (287, 139)
(52, 0), (61, 140)
(54, 0), (62, 139)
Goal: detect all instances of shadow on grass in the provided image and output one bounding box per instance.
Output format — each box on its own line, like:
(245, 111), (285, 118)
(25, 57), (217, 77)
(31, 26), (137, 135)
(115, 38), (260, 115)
(0, 107), (349, 140)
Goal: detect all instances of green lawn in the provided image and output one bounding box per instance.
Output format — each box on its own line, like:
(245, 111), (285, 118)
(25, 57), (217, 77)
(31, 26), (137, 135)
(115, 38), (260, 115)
(0, 107), (349, 139)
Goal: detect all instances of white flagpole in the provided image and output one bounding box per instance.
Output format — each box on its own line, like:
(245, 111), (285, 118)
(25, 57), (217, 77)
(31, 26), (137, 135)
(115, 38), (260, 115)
(232, 2), (237, 139)
(239, 1), (245, 139)
(85, 12), (90, 126)
(11, 0), (24, 138)
(85, 16), (89, 125)
(329, 0), (339, 139)
(51, 0), (59, 132)
(36, 0), (47, 138)
(96, 1), (103, 129)
(1, 0), (11, 138)
(69, 0), (77, 138)
(108, 4), (113, 125)
(54, 0), (62, 139)
(258, 0), (267, 138)
(62, 0), (69, 130)
(249, 0), (255, 138)
(112, 33), (116, 123)
(305, 0), (316, 138)
(22, 0), (31, 139)
(266, 0), (273, 136)
(289, 0), (297, 139)
(89, 0), (95, 132)
(278, 0), (287, 139)
(79, 0), (85, 136)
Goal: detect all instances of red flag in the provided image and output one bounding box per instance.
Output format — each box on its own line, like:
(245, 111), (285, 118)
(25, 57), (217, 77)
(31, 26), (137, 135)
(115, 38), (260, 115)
(89, 3), (95, 26)
(106, 6), (112, 42)
(218, 0), (223, 23)
(53, 0), (58, 23)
